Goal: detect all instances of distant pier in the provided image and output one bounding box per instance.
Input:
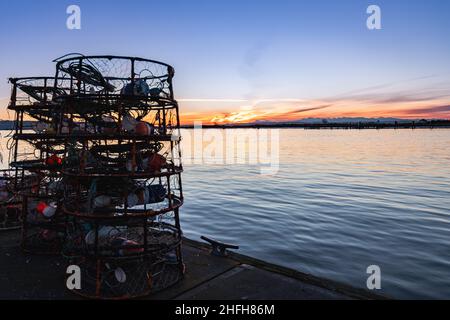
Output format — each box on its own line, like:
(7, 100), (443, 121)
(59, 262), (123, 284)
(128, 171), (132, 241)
(180, 120), (450, 130)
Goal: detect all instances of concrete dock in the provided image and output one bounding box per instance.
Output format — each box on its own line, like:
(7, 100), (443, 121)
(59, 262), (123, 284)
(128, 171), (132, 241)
(0, 230), (384, 300)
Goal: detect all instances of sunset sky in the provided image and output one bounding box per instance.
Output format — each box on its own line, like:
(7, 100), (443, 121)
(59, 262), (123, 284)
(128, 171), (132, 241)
(1, 0), (450, 124)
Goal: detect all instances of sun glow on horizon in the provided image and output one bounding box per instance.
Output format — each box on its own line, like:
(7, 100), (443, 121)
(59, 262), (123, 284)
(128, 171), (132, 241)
(1, 94), (450, 125)
(177, 97), (450, 125)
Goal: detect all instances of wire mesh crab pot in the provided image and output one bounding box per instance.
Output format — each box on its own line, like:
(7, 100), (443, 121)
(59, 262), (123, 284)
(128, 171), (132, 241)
(7, 77), (68, 254)
(62, 173), (183, 218)
(0, 168), (48, 232)
(55, 55), (185, 299)
(63, 213), (184, 299)
(20, 194), (64, 254)
(54, 55), (175, 99)
(53, 55), (180, 138)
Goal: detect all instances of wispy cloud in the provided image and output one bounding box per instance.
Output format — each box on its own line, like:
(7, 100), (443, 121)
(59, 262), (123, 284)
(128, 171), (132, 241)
(335, 85), (450, 104)
(329, 74), (441, 100)
(289, 104), (333, 114)
(396, 104), (450, 116)
(178, 98), (248, 102)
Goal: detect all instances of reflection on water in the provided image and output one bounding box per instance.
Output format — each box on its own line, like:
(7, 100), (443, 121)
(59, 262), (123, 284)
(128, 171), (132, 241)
(2, 129), (450, 298)
(180, 129), (450, 299)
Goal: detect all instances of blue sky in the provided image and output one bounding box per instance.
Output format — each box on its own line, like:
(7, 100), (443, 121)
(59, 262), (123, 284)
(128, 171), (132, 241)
(1, 0), (450, 122)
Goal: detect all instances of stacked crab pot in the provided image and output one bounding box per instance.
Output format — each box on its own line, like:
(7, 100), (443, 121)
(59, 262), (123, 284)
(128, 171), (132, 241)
(54, 56), (185, 299)
(7, 77), (68, 253)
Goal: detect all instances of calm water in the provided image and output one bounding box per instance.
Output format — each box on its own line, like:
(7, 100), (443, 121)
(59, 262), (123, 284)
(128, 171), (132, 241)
(1, 129), (449, 298)
(180, 129), (450, 299)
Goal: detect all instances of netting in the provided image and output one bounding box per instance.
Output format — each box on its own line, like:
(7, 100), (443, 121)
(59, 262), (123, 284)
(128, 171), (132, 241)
(56, 56), (173, 100)
(67, 255), (183, 299)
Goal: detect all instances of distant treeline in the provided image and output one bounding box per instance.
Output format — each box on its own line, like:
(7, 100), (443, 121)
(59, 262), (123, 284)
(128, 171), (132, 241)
(181, 120), (450, 129)
(1, 119), (449, 131)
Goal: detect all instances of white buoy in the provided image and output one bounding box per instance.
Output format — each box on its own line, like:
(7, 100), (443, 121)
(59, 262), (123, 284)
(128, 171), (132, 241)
(85, 226), (120, 245)
(114, 267), (127, 283)
(127, 193), (139, 207)
(42, 203), (57, 218)
(93, 195), (112, 208)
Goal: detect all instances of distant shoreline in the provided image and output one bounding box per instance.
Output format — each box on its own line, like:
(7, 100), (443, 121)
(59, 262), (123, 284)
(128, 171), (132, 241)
(180, 120), (450, 130)
(1, 120), (449, 131)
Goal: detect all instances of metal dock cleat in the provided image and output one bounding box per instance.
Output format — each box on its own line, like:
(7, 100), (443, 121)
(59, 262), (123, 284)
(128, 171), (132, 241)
(201, 236), (239, 257)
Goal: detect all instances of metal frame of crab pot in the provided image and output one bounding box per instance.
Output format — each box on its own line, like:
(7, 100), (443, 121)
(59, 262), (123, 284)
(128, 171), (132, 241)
(63, 212), (185, 299)
(54, 55), (185, 299)
(52, 55), (181, 138)
(7, 77), (68, 254)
